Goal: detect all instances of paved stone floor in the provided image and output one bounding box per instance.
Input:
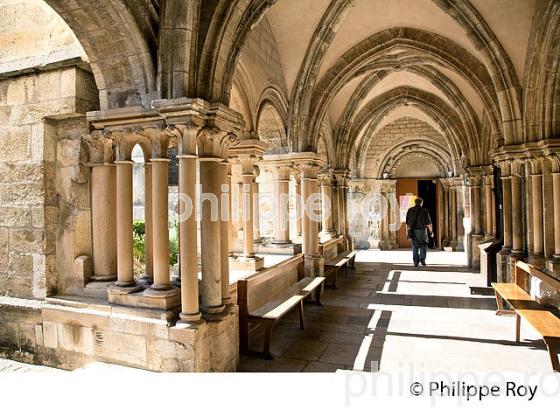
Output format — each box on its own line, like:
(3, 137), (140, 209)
(239, 250), (553, 372)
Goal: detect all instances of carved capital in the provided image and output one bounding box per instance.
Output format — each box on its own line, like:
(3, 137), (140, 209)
(197, 126), (239, 159)
(83, 131), (115, 164)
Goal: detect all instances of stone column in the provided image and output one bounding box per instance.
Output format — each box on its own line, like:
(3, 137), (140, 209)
(319, 172), (335, 239)
(530, 162), (544, 260)
(144, 157), (177, 298)
(441, 180), (450, 247)
(501, 173), (513, 252)
(334, 170), (351, 250)
(197, 128), (238, 316)
(219, 161), (232, 306)
(483, 174), (494, 239)
(199, 157), (225, 315)
(112, 159), (141, 293)
(449, 183), (458, 249)
(511, 172), (523, 255)
(143, 163), (154, 283)
(84, 134), (117, 282)
(271, 165), (292, 244)
(300, 162), (323, 277)
(90, 163), (117, 281)
(253, 166), (262, 244)
(177, 152), (201, 323)
(292, 171), (303, 241)
(552, 171), (560, 259)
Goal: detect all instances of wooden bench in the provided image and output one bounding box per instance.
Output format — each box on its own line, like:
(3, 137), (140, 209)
(491, 261), (560, 372)
(324, 250), (357, 288)
(237, 255), (325, 359)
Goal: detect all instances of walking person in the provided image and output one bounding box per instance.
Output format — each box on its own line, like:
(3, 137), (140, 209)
(405, 197), (434, 267)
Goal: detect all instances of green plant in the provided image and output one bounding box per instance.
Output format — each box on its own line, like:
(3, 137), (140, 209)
(133, 220), (146, 237)
(169, 216), (179, 266)
(133, 220), (146, 274)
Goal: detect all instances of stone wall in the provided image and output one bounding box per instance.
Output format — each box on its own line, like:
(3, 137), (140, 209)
(0, 0), (85, 74)
(363, 117), (449, 179)
(0, 66), (98, 299)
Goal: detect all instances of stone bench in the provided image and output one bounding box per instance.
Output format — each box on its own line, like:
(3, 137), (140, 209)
(237, 255), (325, 359)
(492, 261), (560, 372)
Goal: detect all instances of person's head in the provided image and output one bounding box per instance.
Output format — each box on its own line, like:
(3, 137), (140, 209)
(415, 197), (424, 207)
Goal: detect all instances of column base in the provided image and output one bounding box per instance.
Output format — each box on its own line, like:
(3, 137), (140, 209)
(89, 274), (117, 282)
(546, 258), (560, 277)
(470, 234), (485, 271)
(444, 241), (458, 252)
(304, 255), (324, 278)
(108, 286), (181, 310)
(230, 255), (264, 272)
(259, 242), (302, 255)
(528, 254), (546, 270)
(176, 312), (203, 327)
(319, 230), (336, 242)
(497, 249), (511, 282)
(270, 240), (293, 246)
(508, 251), (525, 284)
(107, 282), (143, 295)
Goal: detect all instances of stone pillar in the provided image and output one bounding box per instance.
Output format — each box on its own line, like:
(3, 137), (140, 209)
(90, 163), (117, 281)
(271, 165), (292, 244)
(197, 127), (239, 316)
(112, 159), (141, 293)
(511, 172), (523, 255)
(293, 172), (303, 241)
(219, 162), (231, 306)
(441, 180), (450, 247)
(483, 174), (494, 239)
(466, 172), (484, 269)
(229, 140), (266, 271)
(199, 157), (225, 315)
(177, 152), (201, 323)
(334, 170), (352, 250)
(530, 161), (544, 263)
(300, 162), (324, 277)
(449, 183), (458, 249)
(83, 134), (117, 282)
(551, 170), (560, 269)
(319, 172), (335, 239)
(253, 166), (262, 244)
(143, 163), (154, 283)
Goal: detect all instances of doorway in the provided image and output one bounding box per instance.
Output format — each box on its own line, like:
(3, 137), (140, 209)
(396, 179), (439, 248)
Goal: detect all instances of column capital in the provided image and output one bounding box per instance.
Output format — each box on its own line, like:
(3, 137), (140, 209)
(298, 162), (322, 180)
(333, 169), (351, 187)
(318, 170), (334, 186)
(83, 131), (115, 165)
(547, 153), (560, 174)
(229, 139), (267, 174)
(197, 126), (239, 159)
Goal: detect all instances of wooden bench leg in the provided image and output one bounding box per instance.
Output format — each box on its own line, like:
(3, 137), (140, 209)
(298, 300), (304, 330)
(263, 321), (275, 360)
(315, 285), (323, 307)
(494, 291), (515, 316)
(344, 263), (348, 279)
(515, 314), (521, 343)
(543, 338), (560, 372)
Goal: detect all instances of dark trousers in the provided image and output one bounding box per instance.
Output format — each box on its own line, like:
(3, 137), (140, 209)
(411, 229), (429, 265)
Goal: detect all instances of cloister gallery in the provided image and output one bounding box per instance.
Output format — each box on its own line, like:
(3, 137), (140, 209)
(0, 0), (559, 373)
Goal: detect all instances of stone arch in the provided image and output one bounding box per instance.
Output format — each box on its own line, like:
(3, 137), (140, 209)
(231, 61), (258, 133)
(389, 151), (448, 179)
(44, 0), (157, 109)
(307, 28), (511, 155)
(197, 0), (277, 104)
(256, 100), (287, 153)
(523, 0), (560, 142)
(341, 87), (472, 171)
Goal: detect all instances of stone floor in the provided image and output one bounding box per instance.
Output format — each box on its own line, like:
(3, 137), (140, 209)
(239, 250), (553, 372)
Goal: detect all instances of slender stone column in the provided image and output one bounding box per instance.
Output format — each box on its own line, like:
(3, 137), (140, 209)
(334, 170), (351, 249)
(113, 160), (141, 292)
(292, 172), (303, 240)
(241, 170), (256, 257)
(511, 172), (523, 254)
(177, 153), (201, 323)
(501, 175), (513, 251)
(271, 165), (292, 244)
(553, 172), (560, 258)
(144, 158), (175, 296)
(471, 180), (482, 236)
(143, 163), (154, 283)
(483, 175), (494, 239)
(253, 166), (262, 244)
(219, 161), (231, 306)
(90, 163), (117, 281)
(320, 173), (335, 238)
(199, 157), (225, 314)
(300, 162), (323, 277)
(441, 180), (450, 246)
(531, 171), (544, 257)
(449, 184), (458, 248)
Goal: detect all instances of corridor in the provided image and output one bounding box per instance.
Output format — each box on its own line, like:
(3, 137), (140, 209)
(239, 250), (551, 372)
